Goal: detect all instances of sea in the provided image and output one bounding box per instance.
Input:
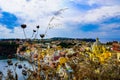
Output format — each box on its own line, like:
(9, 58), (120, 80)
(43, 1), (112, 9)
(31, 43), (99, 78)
(0, 58), (33, 80)
(99, 38), (120, 43)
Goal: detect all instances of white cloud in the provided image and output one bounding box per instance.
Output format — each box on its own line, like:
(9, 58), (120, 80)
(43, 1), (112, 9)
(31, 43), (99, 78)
(0, 0), (120, 39)
(73, 5), (120, 23)
(0, 25), (11, 33)
(0, 0), (68, 38)
(100, 23), (120, 31)
(0, 25), (12, 38)
(87, 6), (119, 22)
(0, 0), (66, 25)
(88, 0), (120, 6)
(56, 4), (120, 26)
(70, 0), (120, 6)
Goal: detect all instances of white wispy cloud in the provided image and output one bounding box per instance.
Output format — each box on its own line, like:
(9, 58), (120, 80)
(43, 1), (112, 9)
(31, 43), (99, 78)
(82, 5), (120, 23)
(0, 0), (68, 38)
(100, 23), (120, 31)
(0, 0), (120, 39)
(88, 0), (120, 6)
(65, 5), (120, 24)
(70, 0), (120, 6)
(0, 0), (65, 25)
(0, 25), (12, 38)
(0, 25), (11, 33)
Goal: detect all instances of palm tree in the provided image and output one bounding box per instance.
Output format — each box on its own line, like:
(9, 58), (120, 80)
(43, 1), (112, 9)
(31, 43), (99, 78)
(21, 24), (27, 39)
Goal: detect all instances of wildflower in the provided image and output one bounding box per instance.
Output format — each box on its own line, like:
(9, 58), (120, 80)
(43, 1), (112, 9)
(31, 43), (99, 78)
(7, 59), (13, 65)
(18, 64), (22, 69)
(33, 71), (37, 77)
(36, 25), (40, 29)
(22, 69), (27, 76)
(21, 24), (27, 39)
(95, 68), (100, 74)
(40, 34), (45, 38)
(59, 57), (68, 64)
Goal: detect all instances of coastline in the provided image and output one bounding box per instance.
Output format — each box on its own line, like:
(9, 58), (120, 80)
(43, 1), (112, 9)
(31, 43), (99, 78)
(100, 38), (120, 43)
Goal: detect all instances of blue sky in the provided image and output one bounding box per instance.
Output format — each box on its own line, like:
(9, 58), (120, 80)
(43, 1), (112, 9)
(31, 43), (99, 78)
(0, 0), (120, 42)
(0, 12), (19, 29)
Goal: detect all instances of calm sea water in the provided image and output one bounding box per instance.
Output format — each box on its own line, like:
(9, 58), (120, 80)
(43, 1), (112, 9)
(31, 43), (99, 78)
(99, 38), (120, 43)
(0, 58), (33, 80)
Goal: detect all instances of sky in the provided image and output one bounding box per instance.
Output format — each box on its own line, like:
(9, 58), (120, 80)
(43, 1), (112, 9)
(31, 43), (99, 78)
(0, 0), (120, 42)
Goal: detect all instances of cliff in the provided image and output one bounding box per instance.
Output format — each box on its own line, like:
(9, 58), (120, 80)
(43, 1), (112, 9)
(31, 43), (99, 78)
(0, 42), (19, 59)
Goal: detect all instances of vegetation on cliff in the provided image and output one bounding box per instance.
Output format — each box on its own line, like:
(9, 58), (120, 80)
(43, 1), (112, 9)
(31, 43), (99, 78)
(0, 42), (19, 59)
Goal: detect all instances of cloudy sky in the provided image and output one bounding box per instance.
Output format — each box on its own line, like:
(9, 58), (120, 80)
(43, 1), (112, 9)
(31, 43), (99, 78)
(0, 0), (120, 41)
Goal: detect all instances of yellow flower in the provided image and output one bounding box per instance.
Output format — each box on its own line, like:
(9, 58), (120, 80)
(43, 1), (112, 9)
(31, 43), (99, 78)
(102, 52), (111, 59)
(85, 47), (90, 51)
(59, 57), (68, 64)
(57, 46), (62, 50)
(92, 57), (99, 62)
(102, 46), (106, 53)
(26, 50), (30, 54)
(95, 68), (100, 74)
(117, 53), (120, 62)
(57, 65), (61, 72)
(99, 57), (105, 64)
(89, 53), (94, 60)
